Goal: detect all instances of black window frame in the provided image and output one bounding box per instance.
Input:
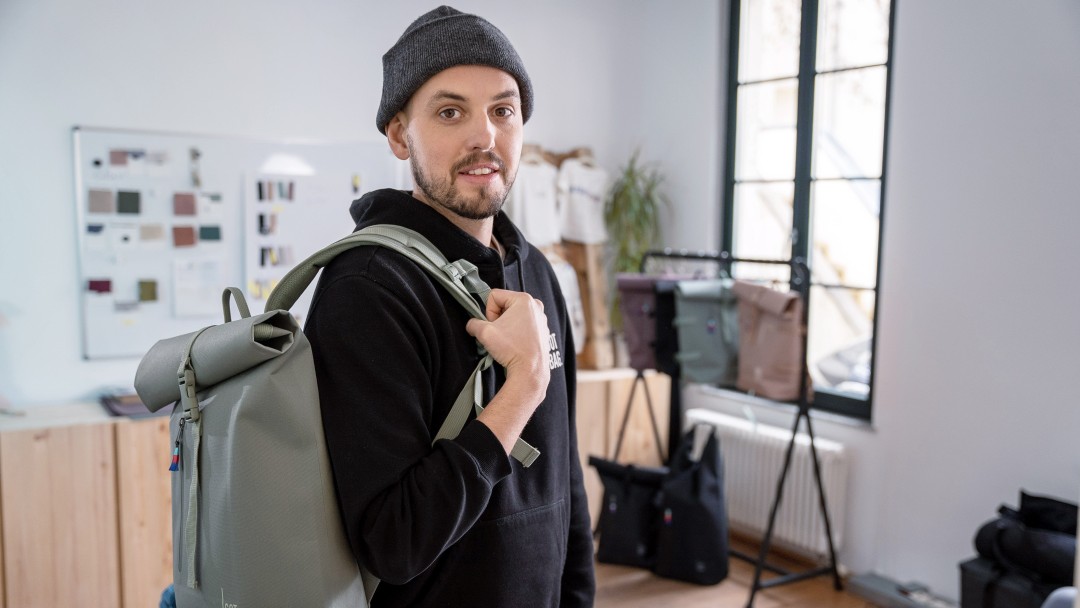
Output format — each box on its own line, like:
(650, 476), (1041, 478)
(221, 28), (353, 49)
(720, 0), (897, 421)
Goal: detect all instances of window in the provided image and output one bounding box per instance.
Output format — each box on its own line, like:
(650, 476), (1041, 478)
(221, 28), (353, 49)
(722, 0), (894, 420)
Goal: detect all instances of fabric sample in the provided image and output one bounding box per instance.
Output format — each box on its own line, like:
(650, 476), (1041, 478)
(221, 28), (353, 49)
(138, 280), (158, 302)
(199, 225), (222, 241)
(173, 192), (197, 216)
(88, 279), (112, 294)
(88, 189), (115, 213)
(117, 191), (141, 214)
(109, 149), (128, 166)
(173, 226), (197, 247)
(140, 224), (165, 241)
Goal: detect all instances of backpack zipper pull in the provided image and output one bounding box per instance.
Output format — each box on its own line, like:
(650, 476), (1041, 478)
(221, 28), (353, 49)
(169, 418), (186, 472)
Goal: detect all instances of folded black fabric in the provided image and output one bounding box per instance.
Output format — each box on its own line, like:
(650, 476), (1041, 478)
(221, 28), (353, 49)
(1020, 490), (1078, 536)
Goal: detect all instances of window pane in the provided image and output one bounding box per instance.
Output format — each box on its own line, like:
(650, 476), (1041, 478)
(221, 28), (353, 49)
(817, 0), (891, 72)
(811, 66), (887, 179)
(808, 286), (875, 399)
(809, 179), (880, 288)
(732, 182), (794, 283)
(735, 80), (799, 181)
(738, 0), (802, 82)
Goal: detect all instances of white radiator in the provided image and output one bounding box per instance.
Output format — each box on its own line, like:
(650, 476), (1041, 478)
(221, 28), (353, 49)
(685, 408), (848, 559)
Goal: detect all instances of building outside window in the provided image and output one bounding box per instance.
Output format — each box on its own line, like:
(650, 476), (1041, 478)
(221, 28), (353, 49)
(722, 0), (895, 419)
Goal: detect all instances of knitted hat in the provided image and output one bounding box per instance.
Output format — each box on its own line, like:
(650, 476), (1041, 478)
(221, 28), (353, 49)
(377, 6), (533, 134)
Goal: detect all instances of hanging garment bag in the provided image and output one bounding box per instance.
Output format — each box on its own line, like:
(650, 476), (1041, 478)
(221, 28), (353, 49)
(673, 278), (739, 387)
(732, 280), (805, 401)
(654, 425), (730, 585)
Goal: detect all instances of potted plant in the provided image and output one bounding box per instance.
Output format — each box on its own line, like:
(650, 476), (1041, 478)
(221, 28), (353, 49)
(604, 149), (668, 330)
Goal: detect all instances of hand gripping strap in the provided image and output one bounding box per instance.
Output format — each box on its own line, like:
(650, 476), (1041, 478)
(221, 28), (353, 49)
(432, 355), (541, 468)
(266, 224), (540, 467)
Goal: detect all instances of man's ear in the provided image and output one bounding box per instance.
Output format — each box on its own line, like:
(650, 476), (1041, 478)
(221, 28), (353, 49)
(386, 113), (410, 161)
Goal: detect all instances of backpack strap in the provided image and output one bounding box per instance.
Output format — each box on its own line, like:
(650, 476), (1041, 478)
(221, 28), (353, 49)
(265, 224), (540, 468)
(266, 225), (487, 318)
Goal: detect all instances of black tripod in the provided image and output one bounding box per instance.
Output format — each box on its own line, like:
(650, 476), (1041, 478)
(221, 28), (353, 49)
(640, 249), (843, 607)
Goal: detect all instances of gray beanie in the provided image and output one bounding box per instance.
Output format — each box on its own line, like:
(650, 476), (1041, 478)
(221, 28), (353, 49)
(377, 6), (533, 134)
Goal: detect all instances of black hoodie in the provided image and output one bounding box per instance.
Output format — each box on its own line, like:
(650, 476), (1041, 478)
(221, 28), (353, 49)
(304, 189), (595, 608)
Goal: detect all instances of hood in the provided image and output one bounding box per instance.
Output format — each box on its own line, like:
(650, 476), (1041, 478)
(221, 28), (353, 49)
(348, 188), (531, 287)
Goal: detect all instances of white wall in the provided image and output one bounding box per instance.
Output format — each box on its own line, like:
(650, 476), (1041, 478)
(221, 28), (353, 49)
(0, 0), (717, 403)
(686, 0), (1080, 601)
(5, 0), (1076, 602)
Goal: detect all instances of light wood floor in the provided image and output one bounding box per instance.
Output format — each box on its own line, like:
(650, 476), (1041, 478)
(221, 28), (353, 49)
(595, 539), (877, 608)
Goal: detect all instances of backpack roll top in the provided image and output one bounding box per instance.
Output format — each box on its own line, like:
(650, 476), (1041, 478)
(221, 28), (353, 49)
(134, 309), (298, 412)
(731, 280), (805, 401)
(616, 274), (661, 372)
(672, 278), (739, 387)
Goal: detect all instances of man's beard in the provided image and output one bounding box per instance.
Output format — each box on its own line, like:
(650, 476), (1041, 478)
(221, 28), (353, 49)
(409, 142), (515, 221)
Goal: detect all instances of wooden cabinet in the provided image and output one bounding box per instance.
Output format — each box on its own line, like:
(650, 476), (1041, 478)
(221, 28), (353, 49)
(115, 417), (173, 608)
(575, 369), (671, 526)
(0, 405), (171, 608)
(0, 420), (120, 608)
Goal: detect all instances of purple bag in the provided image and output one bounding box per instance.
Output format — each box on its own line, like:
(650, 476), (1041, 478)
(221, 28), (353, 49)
(617, 274), (661, 371)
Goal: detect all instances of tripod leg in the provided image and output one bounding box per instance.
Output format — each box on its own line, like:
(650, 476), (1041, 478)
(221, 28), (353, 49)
(640, 374), (667, 464)
(611, 372), (642, 462)
(803, 412), (843, 590)
(745, 411), (803, 608)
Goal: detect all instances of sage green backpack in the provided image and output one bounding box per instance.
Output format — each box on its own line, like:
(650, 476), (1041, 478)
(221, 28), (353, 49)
(673, 277), (740, 387)
(134, 224), (539, 608)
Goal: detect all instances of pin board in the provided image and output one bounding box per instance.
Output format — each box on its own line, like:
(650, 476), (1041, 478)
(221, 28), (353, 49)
(73, 126), (405, 359)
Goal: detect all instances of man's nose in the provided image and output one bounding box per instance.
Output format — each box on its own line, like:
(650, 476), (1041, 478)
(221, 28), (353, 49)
(464, 114), (496, 151)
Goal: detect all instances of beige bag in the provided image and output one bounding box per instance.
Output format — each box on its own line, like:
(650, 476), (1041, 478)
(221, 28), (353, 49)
(732, 281), (806, 401)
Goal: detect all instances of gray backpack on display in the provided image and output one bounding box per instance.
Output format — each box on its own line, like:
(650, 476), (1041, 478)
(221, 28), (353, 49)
(673, 278), (739, 386)
(133, 224), (539, 608)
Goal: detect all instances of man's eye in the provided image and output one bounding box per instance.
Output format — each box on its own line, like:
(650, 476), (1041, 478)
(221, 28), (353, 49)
(494, 107), (515, 118)
(439, 108), (461, 120)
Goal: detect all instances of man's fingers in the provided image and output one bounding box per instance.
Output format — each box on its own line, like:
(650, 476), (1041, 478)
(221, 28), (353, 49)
(465, 318), (487, 339)
(483, 288), (514, 321)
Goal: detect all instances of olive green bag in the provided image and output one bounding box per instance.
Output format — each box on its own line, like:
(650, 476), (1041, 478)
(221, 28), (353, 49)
(134, 224), (539, 608)
(673, 278), (740, 387)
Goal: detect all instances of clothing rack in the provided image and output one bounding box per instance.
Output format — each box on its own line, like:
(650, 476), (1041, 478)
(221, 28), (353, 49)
(639, 248), (843, 607)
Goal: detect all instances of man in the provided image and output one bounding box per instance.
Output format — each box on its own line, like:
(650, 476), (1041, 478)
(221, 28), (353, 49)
(304, 6), (596, 607)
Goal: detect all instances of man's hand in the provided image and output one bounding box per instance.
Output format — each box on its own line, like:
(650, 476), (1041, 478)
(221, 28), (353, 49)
(465, 289), (551, 454)
(466, 288), (551, 392)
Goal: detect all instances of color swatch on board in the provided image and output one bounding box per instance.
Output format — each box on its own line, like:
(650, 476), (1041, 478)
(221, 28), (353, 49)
(199, 225), (222, 241)
(172, 226), (197, 247)
(173, 192), (197, 216)
(88, 279), (112, 294)
(88, 189), (115, 213)
(117, 191), (141, 214)
(140, 224), (165, 241)
(138, 280), (158, 302)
